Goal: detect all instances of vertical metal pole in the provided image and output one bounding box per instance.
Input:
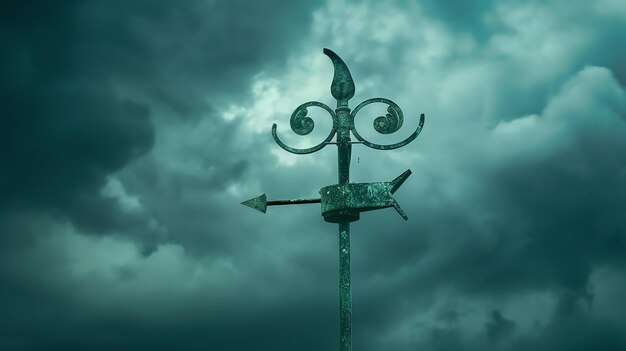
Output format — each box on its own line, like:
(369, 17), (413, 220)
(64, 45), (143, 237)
(329, 48), (356, 351)
(337, 105), (352, 351)
(338, 221), (351, 351)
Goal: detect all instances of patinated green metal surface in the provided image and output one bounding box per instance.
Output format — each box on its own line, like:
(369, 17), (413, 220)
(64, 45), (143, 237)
(242, 48), (425, 351)
(320, 169), (412, 223)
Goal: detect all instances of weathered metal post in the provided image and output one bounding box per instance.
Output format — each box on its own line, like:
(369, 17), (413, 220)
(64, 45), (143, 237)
(242, 48), (425, 350)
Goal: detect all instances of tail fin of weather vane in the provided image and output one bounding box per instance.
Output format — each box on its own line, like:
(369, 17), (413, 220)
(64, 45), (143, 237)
(389, 169), (412, 220)
(390, 169), (412, 194)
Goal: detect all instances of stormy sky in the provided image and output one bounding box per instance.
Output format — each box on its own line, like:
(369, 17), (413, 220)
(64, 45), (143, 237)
(2, 0), (626, 350)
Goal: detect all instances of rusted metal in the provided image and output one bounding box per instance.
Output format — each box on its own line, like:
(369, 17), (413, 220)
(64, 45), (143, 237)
(242, 48), (425, 351)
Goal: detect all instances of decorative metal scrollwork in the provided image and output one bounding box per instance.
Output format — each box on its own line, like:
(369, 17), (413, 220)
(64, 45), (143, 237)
(272, 101), (337, 154)
(350, 98), (425, 150)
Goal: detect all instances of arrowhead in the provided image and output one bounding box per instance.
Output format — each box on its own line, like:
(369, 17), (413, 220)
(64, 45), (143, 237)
(391, 200), (409, 221)
(241, 194), (268, 213)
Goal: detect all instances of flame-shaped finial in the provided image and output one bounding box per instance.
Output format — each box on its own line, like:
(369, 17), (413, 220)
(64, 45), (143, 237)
(323, 48), (355, 102)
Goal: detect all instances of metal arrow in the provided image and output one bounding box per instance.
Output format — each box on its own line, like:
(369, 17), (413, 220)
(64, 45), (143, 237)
(241, 194), (321, 213)
(243, 169), (411, 218)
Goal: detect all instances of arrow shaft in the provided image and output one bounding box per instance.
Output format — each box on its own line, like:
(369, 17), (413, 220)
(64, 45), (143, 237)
(266, 198), (321, 206)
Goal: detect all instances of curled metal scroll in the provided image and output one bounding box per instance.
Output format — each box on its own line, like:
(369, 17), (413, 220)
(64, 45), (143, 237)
(272, 101), (337, 154)
(350, 98), (425, 150)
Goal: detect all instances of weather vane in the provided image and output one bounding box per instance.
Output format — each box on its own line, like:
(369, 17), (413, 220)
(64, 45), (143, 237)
(242, 48), (425, 351)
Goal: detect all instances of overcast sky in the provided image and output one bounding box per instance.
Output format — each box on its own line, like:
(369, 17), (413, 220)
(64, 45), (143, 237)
(2, 0), (626, 350)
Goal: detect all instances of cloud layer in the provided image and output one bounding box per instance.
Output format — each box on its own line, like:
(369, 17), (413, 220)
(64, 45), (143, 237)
(2, 0), (626, 350)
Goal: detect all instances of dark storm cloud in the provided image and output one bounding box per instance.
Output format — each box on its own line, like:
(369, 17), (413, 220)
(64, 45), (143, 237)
(437, 67), (626, 293)
(1, 0), (328, 349)
(0, 1), (154, 235)
(346, 67), (626, 350)
(0, 0), (319, 238)
(118, 116), (258, 256)
(3, 0), (626, 350)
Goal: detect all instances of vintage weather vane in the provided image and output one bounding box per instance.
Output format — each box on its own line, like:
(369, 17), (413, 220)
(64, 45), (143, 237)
(242, 48), (425, 351)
